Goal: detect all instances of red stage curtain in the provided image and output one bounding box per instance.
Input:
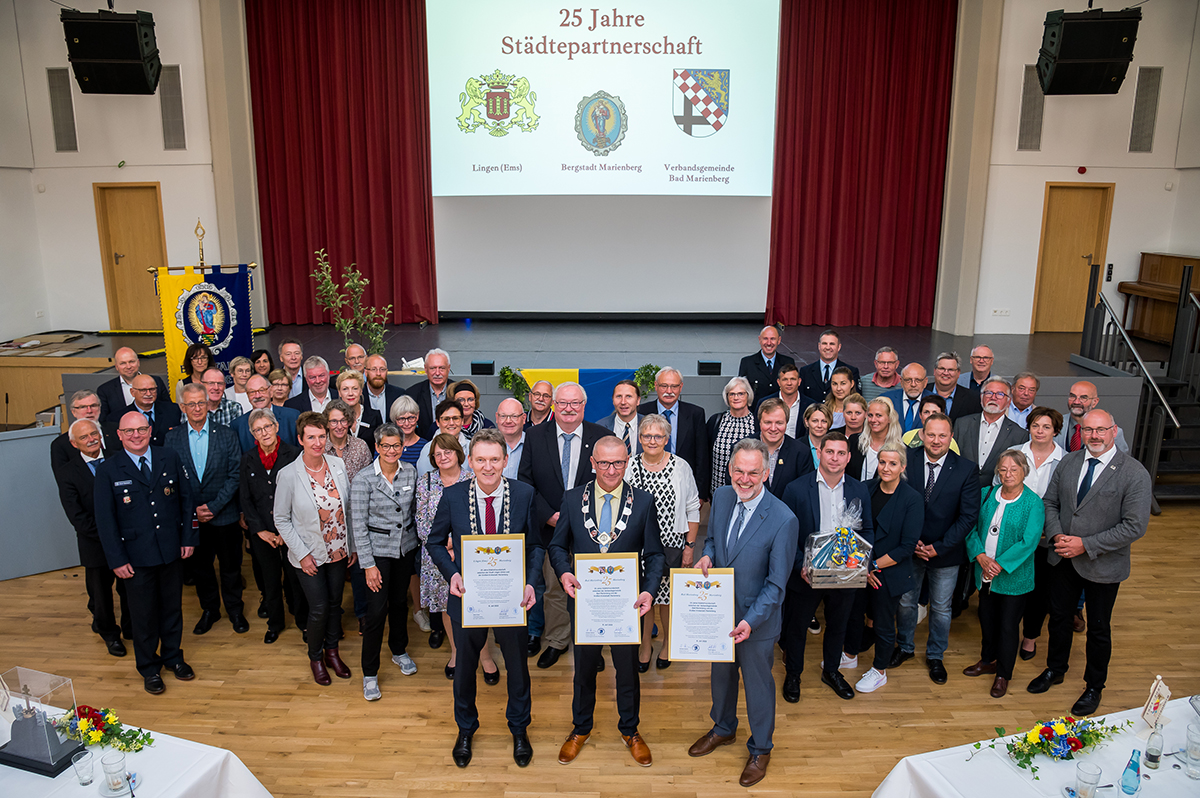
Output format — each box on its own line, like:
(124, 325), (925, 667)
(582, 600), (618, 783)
(245, 0), (437, 325)
(767, 0), (958, 327)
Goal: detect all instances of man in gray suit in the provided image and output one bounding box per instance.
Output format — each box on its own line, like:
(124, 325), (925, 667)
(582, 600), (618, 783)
(953, 377), (1029, 490)
(1026, 410), (1151, 716)
(596, 379), (641, 456)
(689, 439), (798, 788)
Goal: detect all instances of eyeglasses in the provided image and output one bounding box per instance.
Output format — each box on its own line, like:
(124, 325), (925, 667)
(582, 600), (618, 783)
(971, 355), (994, 361)
(438, 415), (463, 423)
(251, 425), (277, 436)
(377, 442), (403, 452)
(133, 387), (157, 394)
(901, 377), (926, 384)
(657, 383), (682, 391)
(594, 460), (628, 471)
(1081, 426), (1113, 435)
(181, 401), (207, 409)
(497, 413), (525, 421)
(72, 402), (101, 411)
(557, 400), (585, 409)
(981, 390), (1009, 398)
(328, 418), (350, 427)
(119, 426), (151, 435)
(395, 414), (418, 423)
(934, 367), (957, 373)
(529, 392), (552, 401)
(641, 433), (667, 442)
(728, 391), (748, 398)
(201, 380), (225, 387)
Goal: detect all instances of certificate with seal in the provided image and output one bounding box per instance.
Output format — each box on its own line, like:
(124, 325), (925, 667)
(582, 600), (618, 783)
(573, 552), (641, 645)
(460, 534), (526, 628)
(668, 568), (736, 662)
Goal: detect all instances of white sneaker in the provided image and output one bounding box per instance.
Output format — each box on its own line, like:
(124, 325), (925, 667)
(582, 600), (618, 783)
(841, 653), (858, 669)
(413, 609), (432, 633)
(917, 604), (929, 625)
(392, 653), (417, 675)
(363, 677), (381, 701)
(855, 668), (887, 693)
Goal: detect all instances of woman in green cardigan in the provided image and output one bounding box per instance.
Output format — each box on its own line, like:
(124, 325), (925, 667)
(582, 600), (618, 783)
(963, 449), (1044, 698)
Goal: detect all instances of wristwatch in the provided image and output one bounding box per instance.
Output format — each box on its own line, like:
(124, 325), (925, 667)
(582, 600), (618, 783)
(683, 540), (695, 548)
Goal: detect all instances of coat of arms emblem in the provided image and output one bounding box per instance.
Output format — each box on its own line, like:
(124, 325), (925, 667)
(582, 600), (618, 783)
(673, 69), (729, 137)
(175, 283), (237, 355)
(456, 69), (539, 137)
(575, 90), (627, 156)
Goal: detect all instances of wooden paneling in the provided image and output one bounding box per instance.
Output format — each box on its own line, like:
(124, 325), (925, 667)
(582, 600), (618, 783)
(94, 183), (169, 331)
(1031, 183), (1114, 333)
(0, 355), (112, 426)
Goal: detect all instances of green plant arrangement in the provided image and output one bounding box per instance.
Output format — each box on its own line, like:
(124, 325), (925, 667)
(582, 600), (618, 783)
(498, 366), (531, 408)
(310, 248), (393, 355)
(633, 363), (661, 397)
(966, 715), (1132, 778)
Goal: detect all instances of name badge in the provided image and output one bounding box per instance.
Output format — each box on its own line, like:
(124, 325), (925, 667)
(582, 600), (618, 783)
(401, 486), (412, 492)
(114, 480), (133, 487)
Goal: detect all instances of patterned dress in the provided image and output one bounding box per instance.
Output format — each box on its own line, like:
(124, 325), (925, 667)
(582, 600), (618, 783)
(627, 454), (701, 605)
(325, 436), (371, 480)
(415, 468), (471, 613)
(710, 412), (757, 495)
(306, 461), (349, 562)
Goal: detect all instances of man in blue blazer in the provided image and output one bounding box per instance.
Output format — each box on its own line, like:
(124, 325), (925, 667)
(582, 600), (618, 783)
(780, 431), (874, 702)
(893, 413), (980, 684)
(882, 363), (933, 434)
(550, 436), (664, 768)
(94, 412), (197, 694)
(165, 384), (246, 636)
(689, 439), (798, 788)
(798, 329), (861, 403)
(230, 375), (300, 452)
(428, 430), (542, 769)
(637, 367), (711, 500)
(758, 398), (811, 498)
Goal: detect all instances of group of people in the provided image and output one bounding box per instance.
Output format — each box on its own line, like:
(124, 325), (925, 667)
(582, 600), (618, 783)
(51, 329), (1152, 788)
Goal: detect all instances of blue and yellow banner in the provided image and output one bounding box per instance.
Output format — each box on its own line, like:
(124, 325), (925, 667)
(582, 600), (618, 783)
(157, 265), (253, 400)
(520, 368), (634, 421)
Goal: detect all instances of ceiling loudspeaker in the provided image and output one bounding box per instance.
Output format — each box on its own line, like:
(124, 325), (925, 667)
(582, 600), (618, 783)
(61, 9), (161, 95)
(1036, 8), (1141, 95)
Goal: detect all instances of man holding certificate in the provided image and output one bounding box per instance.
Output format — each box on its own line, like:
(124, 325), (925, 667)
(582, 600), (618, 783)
(549, 436), (665, 767)
(427, 429), (541, 769)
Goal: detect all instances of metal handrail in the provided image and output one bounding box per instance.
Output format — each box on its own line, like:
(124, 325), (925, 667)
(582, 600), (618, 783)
(1096, 292), (1181, 428)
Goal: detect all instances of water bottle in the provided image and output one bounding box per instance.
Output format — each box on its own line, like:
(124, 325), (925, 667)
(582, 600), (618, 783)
(1120, 750), (1141, 794)
(1145, 723), (1164, 769)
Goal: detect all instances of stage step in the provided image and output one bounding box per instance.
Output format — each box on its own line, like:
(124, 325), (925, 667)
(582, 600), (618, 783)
(1152, 484), (1200, 501)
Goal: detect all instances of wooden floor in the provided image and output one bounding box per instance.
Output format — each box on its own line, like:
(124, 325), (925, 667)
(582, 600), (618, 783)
(2, 506), (1197, 797)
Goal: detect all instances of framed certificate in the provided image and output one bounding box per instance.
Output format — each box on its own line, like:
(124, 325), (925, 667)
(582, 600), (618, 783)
(573, 552), (641, 645)
(460, 534), (526, 628)
(668, 568), (736, 662)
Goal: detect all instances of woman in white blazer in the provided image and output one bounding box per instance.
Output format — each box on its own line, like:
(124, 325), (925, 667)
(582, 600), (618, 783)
(274, 411), (357, 686)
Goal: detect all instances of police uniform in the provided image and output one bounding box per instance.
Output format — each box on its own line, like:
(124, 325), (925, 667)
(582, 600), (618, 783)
(94, 446), (196, 679)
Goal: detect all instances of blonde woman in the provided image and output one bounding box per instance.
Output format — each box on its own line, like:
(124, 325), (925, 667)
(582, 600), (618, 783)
(849, 397), (903, 481)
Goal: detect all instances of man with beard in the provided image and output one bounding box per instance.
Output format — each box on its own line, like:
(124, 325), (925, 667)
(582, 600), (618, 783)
(953, 377), (1029, 490)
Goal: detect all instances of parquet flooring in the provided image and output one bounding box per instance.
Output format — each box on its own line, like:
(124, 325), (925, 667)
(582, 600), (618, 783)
(1, 506), (1196, 796)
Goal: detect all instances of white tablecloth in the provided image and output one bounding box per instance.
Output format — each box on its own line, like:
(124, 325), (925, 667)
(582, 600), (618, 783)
(0, 726), (270, 798)
(875, 698), (1199, 798)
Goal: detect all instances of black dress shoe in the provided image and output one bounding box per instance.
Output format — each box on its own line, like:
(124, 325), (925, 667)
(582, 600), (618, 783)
(822, 669), (856, 700)
(927, 659), (948, 684)
(193, 610), (220, 635)
(230, 614), (250, 634)
(1072, 686), (1103, 717)
(782, 674), (801, 703)
(537, 645), (567, 669)
(445, 665), (455, 680)
(512, 732), (533, 767)
(1026, 668), (1066, 694)
(889, 647), (915, 669)
(171, 661), (195, 680)
(638, 659), (651, 673)
(264, 629), (280, 644)
(105, 638), (127, 657)
(452, 731), (473, 768)
(144, 674), (165, 694)
(1019, 643), (1037, 661)
(655, 657), (671, 670)
(483, 667), (500, 685)
(429, 629), (446, 649)
(257, 602), (269, 619)
(526, 635), (542, 657)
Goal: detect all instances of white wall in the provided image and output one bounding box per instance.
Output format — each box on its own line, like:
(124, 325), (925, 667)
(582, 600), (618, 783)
(0, 168), (49, 342)
(974, 0), (1200, 334)
(1169, 169), (1200, 254)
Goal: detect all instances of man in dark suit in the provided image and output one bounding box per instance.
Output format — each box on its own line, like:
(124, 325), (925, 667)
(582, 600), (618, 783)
(97, 346), (169, 422)
(1055, 380), (1131, 454)
(166, 384), (247, 635)
(893, 414), (980, 684)
(51, 390), (114, 476)
(405, 348), (452, 439)
(283, 356), (339, 414)
(550, 436), (664, 767)
(953, 378), (1029, 490)
(123, 373), (182, 447)
(780, 432), (875, 702)
(427, 429), (541, 768)
(738, 326), (795, 402)
(518, 381), (610, 668)
(758, 398), (809, 498)
(231, 375), (300, 452)
(597, 379), (641, 456)
(637, 367), (710, 499)
(94, 411), (197, 694)
(752, 364), (814, 439)
(798, 329), (861, 404)
(928, 352), (982, 422)
(54, 418), (132, 657)
(1028, 410), (1151, 716)
(689, 439), (798, 788)
(882, 363), (932, 434)
(363, 354), (406, 422)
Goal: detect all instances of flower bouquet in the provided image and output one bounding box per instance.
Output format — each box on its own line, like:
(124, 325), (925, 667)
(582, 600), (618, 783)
(803, 499), (871, 588)
(54, 705), (154, 753)
(970, 715), (1132, 778)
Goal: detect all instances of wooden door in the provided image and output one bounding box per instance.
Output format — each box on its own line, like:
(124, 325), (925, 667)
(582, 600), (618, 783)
(93, 183), (169, 330)
(1030, 183), (1114, 332)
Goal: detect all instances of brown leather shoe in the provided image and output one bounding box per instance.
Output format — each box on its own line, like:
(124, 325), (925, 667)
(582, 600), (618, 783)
(622, 733), (652, 767)
(557, 732), (589, 764)
(324, 647), (351, 679)
(990, 675), (1009, 698)
(688, 730), (736, 757)
(963, 659), (997, 677)
(739, 753), (771, 787)
(310, 658), (331, 686)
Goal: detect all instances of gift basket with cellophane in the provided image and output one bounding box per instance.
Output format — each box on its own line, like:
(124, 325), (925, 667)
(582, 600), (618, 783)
(803, 499), (871, 588)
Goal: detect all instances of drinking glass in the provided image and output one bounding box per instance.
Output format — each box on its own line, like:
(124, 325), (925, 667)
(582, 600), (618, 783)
(71, 750), (94, 786)
(101, 750), (126, 792)
(1075, 761), (1102, 798)
(1185, 723), (1200, 780)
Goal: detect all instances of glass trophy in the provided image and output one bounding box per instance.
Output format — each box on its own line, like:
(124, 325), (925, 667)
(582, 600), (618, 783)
(0, 667), (85, 776)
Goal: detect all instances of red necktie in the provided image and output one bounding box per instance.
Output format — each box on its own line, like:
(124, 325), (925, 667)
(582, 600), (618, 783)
(1069, 423), (1082, 452)
(484, 496), (496, 535)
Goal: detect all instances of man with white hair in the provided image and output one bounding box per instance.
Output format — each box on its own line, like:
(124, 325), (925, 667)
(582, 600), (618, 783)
(637, 367), (711, 499)
(406, 348), (452, 439)
(738, 326), (795, 402)
(952, 377), (1029, 490)
(496, 398), (527, 479)
(97, 346), (169, 422)
(958, 345), (994, 397)
(342, 343), (367, 374)
(284, 357), (339, 414)
(52, 389), (112, 475)
(1007, 372), (1041, 429)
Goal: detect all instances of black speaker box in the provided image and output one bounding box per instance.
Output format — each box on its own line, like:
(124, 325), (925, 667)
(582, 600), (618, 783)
(61, 9), (161, 95)
(1036, 8), (1141, 95)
